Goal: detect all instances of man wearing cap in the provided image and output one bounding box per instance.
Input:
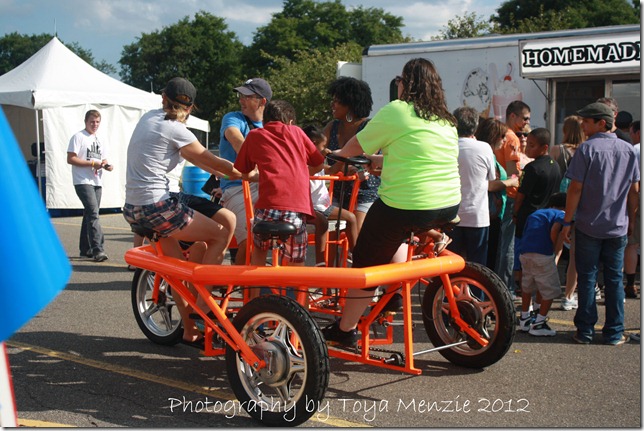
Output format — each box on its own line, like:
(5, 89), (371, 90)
(561, 102), (640, 346)
(218, 78), (272, 265)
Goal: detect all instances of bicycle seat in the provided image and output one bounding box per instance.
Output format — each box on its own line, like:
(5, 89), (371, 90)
(130, 223), (158, 241)
(253, 221), (297, 242)
(326, 153), (371, 166)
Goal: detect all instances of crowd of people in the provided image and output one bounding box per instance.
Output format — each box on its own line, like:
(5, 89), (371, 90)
(68, 59), (640, 347)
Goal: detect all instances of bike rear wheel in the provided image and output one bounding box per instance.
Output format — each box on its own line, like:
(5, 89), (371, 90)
(421, 262), (515, 368)
(225, 294), (329, 426)
(131, 268), (183, 345)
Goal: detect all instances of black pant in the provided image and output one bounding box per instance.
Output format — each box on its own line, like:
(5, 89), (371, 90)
(352, 198), (460, 269)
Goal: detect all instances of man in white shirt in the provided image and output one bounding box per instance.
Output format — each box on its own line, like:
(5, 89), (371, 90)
(67, 109), (113, 262)
(448, 106), (496, 267)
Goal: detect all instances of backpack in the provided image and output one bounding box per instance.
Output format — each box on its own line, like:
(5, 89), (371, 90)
(558, 144), (571, 192)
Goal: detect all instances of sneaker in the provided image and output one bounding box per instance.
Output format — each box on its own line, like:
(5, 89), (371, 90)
(604, 334), (629, 346)
(518, 314), (535, 332)
(561, 297), (578, 311)
(529, 320), (556, 337)
(625, 285), (638, 298)
(595, 285), (602, 301)
(94, 251), (108, 262)
(322, 321), (358, 348)
(80, 250), (93, 258)
(572, 333), (591, 344)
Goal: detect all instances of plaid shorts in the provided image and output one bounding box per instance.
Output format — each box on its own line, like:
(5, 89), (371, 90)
(253, 208), (307, 263)
(123, 196), (194, 238)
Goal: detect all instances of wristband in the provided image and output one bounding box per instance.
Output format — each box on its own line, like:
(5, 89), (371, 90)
(561, 220), (572, 227)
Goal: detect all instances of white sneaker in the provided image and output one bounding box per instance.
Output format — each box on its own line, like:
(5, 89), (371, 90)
(518, 314), (535, 332)
(595, 285), (602, 301)
(561, 297), (578, 311)
(529, 320), (556, 337)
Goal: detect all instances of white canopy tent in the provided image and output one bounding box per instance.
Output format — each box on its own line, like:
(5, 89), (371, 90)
(0, 37), (210, 209)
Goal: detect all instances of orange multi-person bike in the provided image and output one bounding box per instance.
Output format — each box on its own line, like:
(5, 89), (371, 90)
(125, 155), (516, 427)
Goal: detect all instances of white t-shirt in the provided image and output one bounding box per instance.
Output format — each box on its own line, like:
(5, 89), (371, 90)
(310, 170), (331, 212)
(456, 137), (496, 227)
(125, 109), (197, 206)
(67, 129), (108, 186)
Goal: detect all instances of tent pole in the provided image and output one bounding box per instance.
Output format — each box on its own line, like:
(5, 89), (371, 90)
(34, 110), (43, 204)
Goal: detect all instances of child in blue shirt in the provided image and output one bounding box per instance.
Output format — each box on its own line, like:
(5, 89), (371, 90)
(517, 192), (566, 336)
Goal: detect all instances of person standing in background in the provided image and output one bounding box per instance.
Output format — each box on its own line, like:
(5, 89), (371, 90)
(495, 100), (530, 295)
(449, 106), (496, 267)
(67, 109), (112, 262)
(562, 102), (639, 346)
(624, 120), (640, 298)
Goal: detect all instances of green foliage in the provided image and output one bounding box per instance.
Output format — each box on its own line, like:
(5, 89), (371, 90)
(433, 12), (495, 40)
(492, 0), (639, 31)
(243, 0), (405, 74)
(0, 32), (115, 75)
(119, 11), (244, 127)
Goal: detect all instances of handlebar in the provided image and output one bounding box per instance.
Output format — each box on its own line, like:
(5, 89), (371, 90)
(326, 153), (371, 166)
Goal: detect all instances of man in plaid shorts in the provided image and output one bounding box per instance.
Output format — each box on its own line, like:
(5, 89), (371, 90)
(234, 100), (325, 299)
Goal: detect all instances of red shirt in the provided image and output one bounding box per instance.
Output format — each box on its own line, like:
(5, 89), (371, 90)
(235, 122), (325, 217)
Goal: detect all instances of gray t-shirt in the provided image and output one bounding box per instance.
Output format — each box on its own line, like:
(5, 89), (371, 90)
(125, 109), (197, 206)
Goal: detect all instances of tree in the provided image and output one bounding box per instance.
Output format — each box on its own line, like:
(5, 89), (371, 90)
(491, 0), (639, 30)
(243, 0), (406, 74)
(0, 32), (115, 75)
(119, 12), (244, 133)
(433, 12), (495, 40)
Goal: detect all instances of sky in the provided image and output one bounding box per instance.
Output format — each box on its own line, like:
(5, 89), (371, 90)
(0, 0), (505, 75)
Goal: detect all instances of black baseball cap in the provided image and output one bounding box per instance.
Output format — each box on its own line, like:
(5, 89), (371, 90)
(163, 77), (196, 107)
(234, 78), (272, 101)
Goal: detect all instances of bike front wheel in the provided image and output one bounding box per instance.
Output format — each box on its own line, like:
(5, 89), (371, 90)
(422, 262), (516, 368)
(225, 294), (329, 426)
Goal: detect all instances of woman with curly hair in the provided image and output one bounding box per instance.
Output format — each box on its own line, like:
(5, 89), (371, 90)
(323, 76), (378, 230)
(322, 58), (461, 347)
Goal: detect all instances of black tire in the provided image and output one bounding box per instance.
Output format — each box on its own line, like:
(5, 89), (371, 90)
(421, 262), (516, 368)
(131, 268), (183, 345)
(225, 295), (329, 426)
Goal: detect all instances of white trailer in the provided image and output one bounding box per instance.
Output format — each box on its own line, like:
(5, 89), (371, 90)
(349, 25), (640, 143)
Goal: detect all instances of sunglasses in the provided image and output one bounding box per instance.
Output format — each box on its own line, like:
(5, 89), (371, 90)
(516, 132), (529, 138)
(238, 93), (261, 100)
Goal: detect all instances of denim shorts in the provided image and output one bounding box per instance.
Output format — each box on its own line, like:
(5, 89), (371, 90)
(253, 208), (307, 263)
(123, 196), (194, 238)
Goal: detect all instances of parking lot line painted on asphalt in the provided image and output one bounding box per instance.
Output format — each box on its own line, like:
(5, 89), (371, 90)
(7, 340), (367, 428)
(18, 418), (75, 427)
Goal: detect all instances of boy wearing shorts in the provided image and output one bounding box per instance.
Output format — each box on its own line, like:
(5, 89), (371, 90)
(517, 193), (567, 336)
(234, 101), (325, 298)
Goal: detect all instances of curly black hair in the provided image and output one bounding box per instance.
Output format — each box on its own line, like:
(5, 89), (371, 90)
(328, 77), (373, 119)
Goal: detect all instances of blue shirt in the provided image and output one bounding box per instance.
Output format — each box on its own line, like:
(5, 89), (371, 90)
(518, 208), (565, 256)
(218, 111), (262, 191)
(566, 132), (639, 238)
